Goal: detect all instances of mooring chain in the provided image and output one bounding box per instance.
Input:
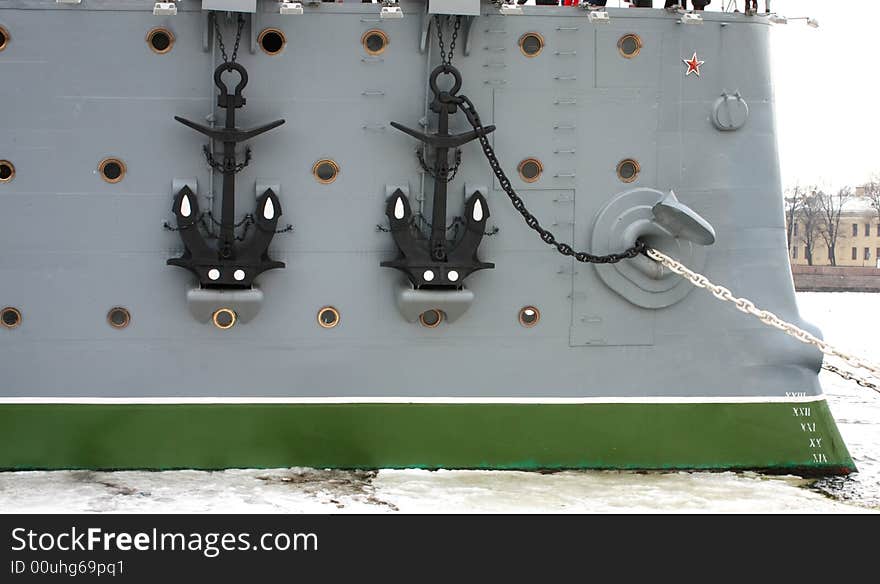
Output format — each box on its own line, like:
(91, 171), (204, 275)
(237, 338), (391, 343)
(645, 247), (880, 394)
(455, 95), (645, 264)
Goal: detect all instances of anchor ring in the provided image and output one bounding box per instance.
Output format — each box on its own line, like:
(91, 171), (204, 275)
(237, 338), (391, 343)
(214, 62), (249, 97)
(428, 64), (462, 98)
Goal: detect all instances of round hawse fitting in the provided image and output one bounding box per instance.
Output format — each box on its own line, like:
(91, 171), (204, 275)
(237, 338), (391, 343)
(362, 29), (389, 56)
(419, 309), (443, 328)
(1, 307), (22, 329)
(0, 26), (9, 53)
(258, 28), (286, 55)
(212, 308), (237, 330)
(146, 28), (175, 54)
(98, 158), (126, 183)
(0, 160), (15, 183)
(107, 307), (131, 329)
(317, 306), (340, 329)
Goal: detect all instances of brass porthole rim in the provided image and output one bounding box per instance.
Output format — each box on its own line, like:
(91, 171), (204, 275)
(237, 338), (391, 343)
(98, 157), (127, 184)
(361, 29), (389, 56)
(518, 32), (545, 58)
(616, 158), (641, 184)
(312, 159), (340, 184)
(0, 160), (15, 183)
(258, 28), (287, 55)
(212, 307), (237, 330)
(1, 307), (22, 329)
(517, 158), (544, 183)
(317, 306), (340, 329)
(617, 33), (643, 59)
(0, 26), (9, 52)
(418, 309), (444, 329)
(518, 305), (541, 328)
(107, 306), (131, 330)
(146, 27), (175, 55)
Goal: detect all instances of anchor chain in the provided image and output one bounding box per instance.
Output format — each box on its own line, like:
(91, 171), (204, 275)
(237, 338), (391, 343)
(215, 13), (245, 67)
(434, 14), (461, 67)
(456, 94), (646, 264)
(205, 14), (250, 175)
(644, 247), (880, 395)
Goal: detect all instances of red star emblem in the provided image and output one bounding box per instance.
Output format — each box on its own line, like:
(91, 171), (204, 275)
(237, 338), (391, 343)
(683, 52), (705, 77)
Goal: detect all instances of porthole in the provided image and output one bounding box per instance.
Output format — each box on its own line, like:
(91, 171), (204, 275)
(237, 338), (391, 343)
(107, 307), (131, 330)
(618, 34), (642, 59)
(146, 27), (175, 54)
(616, 158), (640, 183)
(419, 309), (443, 329)
(0, 160), (14, 183)
(517, 158), (543, 183)
(361, 29), (389, 56)
(312, 159), (339, 184)
(212, 307), (237, 330)
(518, 306), (540, 328)
(1, 307), (21, 329)
(317, 306), (340, 329)
(258, 28), (286, 56)
(518, 32), (544, 58)
(0, 26), (9, 52)
(98, 158), (126, 184)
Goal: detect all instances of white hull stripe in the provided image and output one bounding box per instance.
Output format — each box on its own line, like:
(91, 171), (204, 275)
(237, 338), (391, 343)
(0, 395), (826, 405)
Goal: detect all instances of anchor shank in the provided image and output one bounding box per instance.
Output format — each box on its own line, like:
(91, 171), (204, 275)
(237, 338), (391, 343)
(429, 110), (451, 261)
(219, 105), (237, 257)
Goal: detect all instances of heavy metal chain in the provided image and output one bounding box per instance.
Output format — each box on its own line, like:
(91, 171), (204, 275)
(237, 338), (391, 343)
(645, 247), (880, 395)
(215, 13), (245, 66)
(417, 147), (462, 182)
(822, 364), (879, 393)
(434, 15), (461, 66)
(456, 95), (646, 264)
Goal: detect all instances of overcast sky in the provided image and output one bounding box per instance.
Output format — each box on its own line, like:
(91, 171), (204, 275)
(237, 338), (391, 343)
(611, 0), (880, 189)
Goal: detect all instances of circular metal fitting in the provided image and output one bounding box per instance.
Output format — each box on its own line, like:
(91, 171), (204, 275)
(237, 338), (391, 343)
(418, 309), (443, 329)
(212, 307), (237, 330)
(317, 306), (340, 329)
(107, 306), (131, 329)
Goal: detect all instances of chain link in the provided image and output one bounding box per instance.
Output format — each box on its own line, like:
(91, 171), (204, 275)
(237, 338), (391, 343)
(455, 95), (645, 264)
(417, 147), (462, 182)
(434, 15), (461, 67)
(645, 247), (880, 394)
(215, 13), (245, 66)
(822, 364), (880, 393)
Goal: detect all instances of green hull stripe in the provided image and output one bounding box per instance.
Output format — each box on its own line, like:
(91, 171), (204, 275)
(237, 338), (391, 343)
(0, 402), (855, 473)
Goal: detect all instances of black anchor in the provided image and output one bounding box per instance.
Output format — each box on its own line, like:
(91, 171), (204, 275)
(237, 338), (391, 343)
(168, 62), (286, 289)
(381, 65), (495, 288)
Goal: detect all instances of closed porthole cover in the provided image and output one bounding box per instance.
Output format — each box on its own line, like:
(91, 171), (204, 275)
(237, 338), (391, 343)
(259, 28), (286, 55)
(518, 32), (544, 58)
(312, 159), (339, 184)
(618, 34), (642, 59)
(98, 158), (126, 183)
(517, 158), (543, 183)
(146, 28), (175, 54)
(0, 160), (14, 183)
(107, 307), (131, 329)
(317, 306), (340, 329)
(361, 29), (389, 55)
(616, 159), (640, 183)
(1, 307), (21, 329)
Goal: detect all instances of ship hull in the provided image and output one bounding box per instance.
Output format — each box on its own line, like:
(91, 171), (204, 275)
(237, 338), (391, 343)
(0, 2), (856, 474)
(0, 398), (854, 474)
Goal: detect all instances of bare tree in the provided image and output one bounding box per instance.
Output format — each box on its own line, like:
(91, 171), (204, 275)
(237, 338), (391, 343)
(865, 175), (880, 224)
(797, 189), (823, 266)
(816, 186), (852, 267)
(784, 185), (804, 248)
